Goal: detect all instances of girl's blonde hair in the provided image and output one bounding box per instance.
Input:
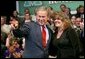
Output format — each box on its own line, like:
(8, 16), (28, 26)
(52, 11), (72, 30)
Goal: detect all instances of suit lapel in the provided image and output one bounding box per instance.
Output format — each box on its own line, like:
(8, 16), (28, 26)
(32, 23), (43, 50)
(31, 23), (52, 50)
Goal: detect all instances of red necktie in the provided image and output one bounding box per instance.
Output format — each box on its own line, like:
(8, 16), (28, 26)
(42, 25), (46, 48)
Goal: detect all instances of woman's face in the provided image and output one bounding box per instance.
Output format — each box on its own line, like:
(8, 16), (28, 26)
(71, 16), (76, 24)
(13, 41), (20, 48)
(75, 18), (81, 26)
(54, 18), (63, 27)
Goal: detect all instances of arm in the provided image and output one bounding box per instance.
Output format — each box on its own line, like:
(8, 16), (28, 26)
(5, 34), (13, 48)
(12, 23), (30, 38)
(13, 52), (22, 58)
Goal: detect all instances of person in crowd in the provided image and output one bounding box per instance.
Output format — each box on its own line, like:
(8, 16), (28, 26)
(1, 31), (7, 46)
(49, 11), (80, 58)
(1, 31), (7, 58)
(9, 16), (20, 30)
(5, 33), (13, 48)
(74, 17), (82, 38)
(1, 16), (12, 34)
(80, 19), (84, 56)
(70, 15), (77, 29)
(1, 16), (11, 58)
(9, 16), (24, 50)
(75, 17), (84, 56)
(64, 7), (72, 19)
(3, 39), (22, 58)
(3, 45), (16, 58)
(24, 8), (30, 14)
(60, 4), (72, 19)
(23, 13), (32, 23)
(76, 5), (84, 19)
(12, 10), (22, 25)
(75, 17), (82, 28)
(12, 39), (23, 57)
(11, 6), (53, 58)
(60, 4), (67, 12)
(46, 6), (55, 32)
(12, 10), (19, 18)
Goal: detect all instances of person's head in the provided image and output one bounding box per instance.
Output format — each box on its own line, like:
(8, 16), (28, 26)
(77, 5), (84, 14)
(9, 16), (19, 29)
(12, 39), (20, 49)
(64, 8), (71, 14)
(1, 16), (7, 25)
(24, 13), (31, 20)
(9, 16), (19, 24)
(35, 6), (49, 25)
(52, 11), (71, 30)
(75, 17), (82, 27)
(60, 4), (67, 12)
(13, 10), (18, 17)
(24, 8), (30, 14)
(46, 6), (54, 19)
(71, 15), (76, 24)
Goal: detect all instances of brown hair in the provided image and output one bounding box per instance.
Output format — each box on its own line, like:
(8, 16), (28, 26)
(52, 11), (71, 30)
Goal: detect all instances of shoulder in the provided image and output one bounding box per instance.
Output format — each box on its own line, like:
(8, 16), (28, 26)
(21, 21), (36, 28)
(65, 26), (75, 32)
(24, 21), (36, 25)
(65, 26), (78, 37)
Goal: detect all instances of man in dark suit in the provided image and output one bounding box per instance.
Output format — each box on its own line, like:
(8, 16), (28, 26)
(11, 6), (52, 58)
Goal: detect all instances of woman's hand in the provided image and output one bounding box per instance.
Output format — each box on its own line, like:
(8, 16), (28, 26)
(10, 20), (19, 30)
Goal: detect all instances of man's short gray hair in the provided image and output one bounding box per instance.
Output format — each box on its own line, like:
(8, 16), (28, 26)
(35, 6), (49, 17)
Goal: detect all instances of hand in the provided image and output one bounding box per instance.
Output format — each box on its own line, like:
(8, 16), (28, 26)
(13, 52), (21, 58)
(11, 24), (16, 30)
(10, 20), (19, 30)
(7, 33), (12, 40)
(14, 21), (19, 27)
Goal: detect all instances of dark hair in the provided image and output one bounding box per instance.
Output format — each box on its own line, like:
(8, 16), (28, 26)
(76, 5), (84, 13)
(24, 8), (30, 15)
(47, 6), (53, 10)
(60, 4), (66, 8)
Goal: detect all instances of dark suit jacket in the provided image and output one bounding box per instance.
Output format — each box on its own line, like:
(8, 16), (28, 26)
(13, 21), (52, 58)
(49, 26), (80, 58)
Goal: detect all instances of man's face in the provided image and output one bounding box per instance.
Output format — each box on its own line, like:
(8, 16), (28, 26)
(75, 18), (81, 27)
(36, 10), (48, 25)
(24, 14), (30, 20)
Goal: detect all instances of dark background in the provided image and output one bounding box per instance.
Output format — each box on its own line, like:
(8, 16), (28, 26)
(1, 1), (16, 24)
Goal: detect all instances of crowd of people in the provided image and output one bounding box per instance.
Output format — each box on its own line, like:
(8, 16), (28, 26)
(1, 4), (84, 58)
